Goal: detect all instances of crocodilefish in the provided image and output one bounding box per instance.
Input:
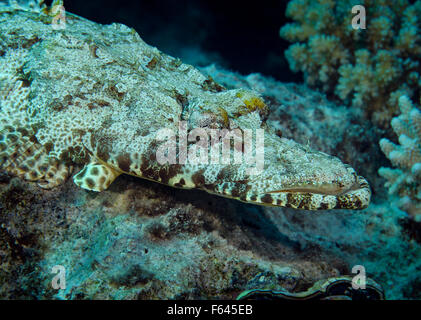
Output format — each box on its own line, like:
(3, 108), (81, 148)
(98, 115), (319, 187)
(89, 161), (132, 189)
(0, 0), (371, 210)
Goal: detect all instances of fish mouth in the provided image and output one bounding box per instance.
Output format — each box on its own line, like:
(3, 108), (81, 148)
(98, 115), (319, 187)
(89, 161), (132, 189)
(256, 175), (371, 210)
(266, 178), (364, 196)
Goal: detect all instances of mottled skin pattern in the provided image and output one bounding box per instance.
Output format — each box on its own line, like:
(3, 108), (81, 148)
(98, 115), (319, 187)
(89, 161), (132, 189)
(0, 2), (371, 210)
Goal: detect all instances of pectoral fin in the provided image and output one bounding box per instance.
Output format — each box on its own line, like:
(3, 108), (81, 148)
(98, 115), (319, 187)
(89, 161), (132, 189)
(73, 162), (121, 192)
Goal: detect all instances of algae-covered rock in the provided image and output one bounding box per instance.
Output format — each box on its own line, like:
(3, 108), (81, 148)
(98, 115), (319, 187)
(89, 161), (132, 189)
(0, 170), (347, 299)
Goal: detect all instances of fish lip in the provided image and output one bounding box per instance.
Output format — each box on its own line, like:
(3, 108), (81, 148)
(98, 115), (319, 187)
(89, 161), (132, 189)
(336, 175), (371, 209)
(260, 175), (371, 210)
(265, 166), (365, 197)
(265, 180), (361, 197)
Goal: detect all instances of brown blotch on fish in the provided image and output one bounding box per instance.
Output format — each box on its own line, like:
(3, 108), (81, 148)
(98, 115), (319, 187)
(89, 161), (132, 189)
(89, 44), (99, 58)
(90, 167), (99, 176)
(297, 194), (311, 209)
(231, 186), (241, 198)
(116, 154), (132, 173)
(158, 164), (182, 185)
(21, 36), (41, 49)
(96, 147), (110, 162)
(29, 171), (38, 179)
(108, 85), (125, 101)
(191, 170), (206, 187)
(201, 77), (226, 93)
(86, 177), (95, 189)
(174, 91), (189, 109)
(320, 202), (329, 210)
(261, 194), (274, 204)
(287, 193), (301, 208)
(140, 158), (160, 181)
(174, 178), (186, 188)
(158, 167), (169, 184)
(146, 56), (159, 70)
(216, 166), (234, 183)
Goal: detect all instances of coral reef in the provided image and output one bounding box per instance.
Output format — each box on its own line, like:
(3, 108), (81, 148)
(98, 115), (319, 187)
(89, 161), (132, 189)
(0, 170), (347, 299)
(379, 96), (421, 220)
(280, 0), (421, 126)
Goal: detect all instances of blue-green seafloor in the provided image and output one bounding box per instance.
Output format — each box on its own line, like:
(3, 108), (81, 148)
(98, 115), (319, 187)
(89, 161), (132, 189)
(0, 62), (420, 299)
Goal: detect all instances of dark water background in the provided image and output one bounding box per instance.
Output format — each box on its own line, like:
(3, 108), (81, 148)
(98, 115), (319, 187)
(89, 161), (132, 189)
(56, 0), (301, 82)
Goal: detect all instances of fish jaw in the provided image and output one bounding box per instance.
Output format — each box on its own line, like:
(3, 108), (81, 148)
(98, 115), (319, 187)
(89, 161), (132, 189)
(253, 174), (371, 210)
(248, 137), (372, 210)
(207, 143), (372, 210)
(211, 170), (371, 210)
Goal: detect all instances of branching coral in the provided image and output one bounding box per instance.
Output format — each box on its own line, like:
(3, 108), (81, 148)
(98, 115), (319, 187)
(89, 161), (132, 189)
(379, 96), (421, 220)
(280, 0), (421, 126)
